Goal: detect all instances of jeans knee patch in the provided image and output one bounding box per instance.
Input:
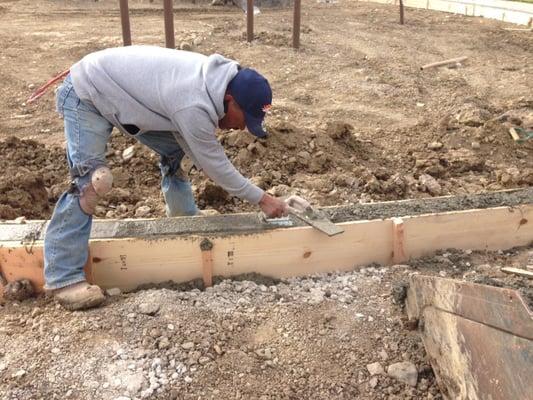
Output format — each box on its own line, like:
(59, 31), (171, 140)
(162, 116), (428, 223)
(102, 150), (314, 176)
(74, 167), (112, 215)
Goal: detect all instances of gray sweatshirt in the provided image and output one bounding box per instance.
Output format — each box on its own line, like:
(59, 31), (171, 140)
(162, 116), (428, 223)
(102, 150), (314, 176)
(70, 45), (264, 204)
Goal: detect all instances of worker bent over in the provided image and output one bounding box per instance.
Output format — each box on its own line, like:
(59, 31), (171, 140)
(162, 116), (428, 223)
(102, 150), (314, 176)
(44, 46), (287, 310)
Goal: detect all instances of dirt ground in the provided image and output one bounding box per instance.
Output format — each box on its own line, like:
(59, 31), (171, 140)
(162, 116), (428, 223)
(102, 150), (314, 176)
(0, 245), (531, 400)
(0, 1), (532, 399)
(0, 0), (532, 219)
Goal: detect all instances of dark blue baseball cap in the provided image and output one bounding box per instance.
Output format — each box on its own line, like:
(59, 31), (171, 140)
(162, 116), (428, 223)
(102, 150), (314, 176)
(227, 68), (272, 138)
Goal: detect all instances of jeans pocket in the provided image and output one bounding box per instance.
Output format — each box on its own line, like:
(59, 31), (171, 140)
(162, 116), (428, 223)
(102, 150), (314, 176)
(55, 83), (72, 117)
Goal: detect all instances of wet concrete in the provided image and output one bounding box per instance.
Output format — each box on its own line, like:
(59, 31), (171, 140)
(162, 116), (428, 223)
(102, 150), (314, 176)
(326, 187), (533, 223)
(1, 188), (531, 241)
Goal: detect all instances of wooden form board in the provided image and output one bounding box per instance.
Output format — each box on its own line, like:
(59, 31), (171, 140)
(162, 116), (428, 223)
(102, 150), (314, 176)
(0, 205), (532, 294)
(85, 219), (392, 291)
(401, 205), (533, 260)
(360, 0), (533, 26)
(406, 275), (533, 399)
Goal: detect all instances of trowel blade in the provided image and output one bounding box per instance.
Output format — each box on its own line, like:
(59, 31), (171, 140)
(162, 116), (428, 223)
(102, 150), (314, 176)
(289, 209), (344, 236)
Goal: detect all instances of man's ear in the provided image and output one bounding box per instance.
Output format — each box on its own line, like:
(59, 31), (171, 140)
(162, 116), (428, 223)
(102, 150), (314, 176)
(224, 94), (234, 102)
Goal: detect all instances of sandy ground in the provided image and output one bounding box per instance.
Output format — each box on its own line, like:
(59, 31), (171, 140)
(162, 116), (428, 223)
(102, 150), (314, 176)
(0, 1), (532, 399)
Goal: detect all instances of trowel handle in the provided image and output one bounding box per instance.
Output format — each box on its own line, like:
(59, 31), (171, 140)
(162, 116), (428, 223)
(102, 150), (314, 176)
(285, 195), (311, 213)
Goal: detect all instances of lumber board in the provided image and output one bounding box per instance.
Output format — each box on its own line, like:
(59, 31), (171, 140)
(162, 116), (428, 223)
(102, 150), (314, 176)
(401, 205), (533, 259)
(501, 267), (533, 279)
(0, 220), (393, 293)
(0, 248), (45, 297)
(0, 248), (94, 296)
(420, 56), (468, 70)
(87, 220), (393, 291)
(1, 204), (532, 294)
(406, 275), (533, 338)
(406, 275), (533, 399)
(418, 307), (532, 399)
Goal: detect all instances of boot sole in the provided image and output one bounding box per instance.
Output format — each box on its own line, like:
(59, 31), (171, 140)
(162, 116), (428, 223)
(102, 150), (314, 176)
(57, 294), (105, 311)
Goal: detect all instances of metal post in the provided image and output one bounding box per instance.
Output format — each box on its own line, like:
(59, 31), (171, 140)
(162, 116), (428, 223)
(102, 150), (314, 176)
(293, 0), (301, 49)
(164, 0), (175, 49)
(399, 0), (405, 25)
(247, 0), (254, 42)
(119, 0), (132, 46)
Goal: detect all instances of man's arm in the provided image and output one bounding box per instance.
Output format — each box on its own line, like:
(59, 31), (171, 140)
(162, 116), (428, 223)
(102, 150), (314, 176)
(172, 108), (286, 217)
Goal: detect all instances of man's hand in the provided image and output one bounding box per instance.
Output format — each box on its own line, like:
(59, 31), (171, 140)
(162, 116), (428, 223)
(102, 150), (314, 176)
(259, 193), (288, 218)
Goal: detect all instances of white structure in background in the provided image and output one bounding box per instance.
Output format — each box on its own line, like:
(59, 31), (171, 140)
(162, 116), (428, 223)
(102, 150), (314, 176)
(360, 0), (533, 26)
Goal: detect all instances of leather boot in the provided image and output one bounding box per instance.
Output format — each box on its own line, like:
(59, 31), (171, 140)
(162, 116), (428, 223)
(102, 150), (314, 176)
(52, 281), (105, 311)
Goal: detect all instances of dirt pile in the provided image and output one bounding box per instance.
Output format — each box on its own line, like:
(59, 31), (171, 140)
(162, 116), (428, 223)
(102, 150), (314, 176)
(1, 98), (532, 221)
(0, 137), (64, 220)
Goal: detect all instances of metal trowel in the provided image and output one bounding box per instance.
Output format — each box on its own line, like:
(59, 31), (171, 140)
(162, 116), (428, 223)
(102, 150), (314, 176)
(263, 195), (344, 236)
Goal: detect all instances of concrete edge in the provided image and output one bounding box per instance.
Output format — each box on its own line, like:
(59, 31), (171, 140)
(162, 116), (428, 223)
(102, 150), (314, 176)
(0, 188), (531, 241)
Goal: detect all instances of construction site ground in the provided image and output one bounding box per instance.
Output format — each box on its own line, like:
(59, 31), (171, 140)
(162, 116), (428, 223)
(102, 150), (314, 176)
(0, 245), (531, 399)
(0, 0), (532, 399)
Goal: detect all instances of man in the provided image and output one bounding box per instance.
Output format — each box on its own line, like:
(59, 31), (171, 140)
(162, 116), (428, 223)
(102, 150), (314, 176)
(45, 45), (287, 310)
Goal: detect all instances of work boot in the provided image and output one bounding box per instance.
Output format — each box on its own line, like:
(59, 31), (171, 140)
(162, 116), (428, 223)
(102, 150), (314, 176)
(52, 281), (105, 311)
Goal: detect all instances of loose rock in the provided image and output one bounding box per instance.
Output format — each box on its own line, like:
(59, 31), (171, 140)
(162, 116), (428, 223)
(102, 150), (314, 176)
(366, 362), (384, 376)
(138, 302), (160, 316)
(387, 361), (418, 387)
(122, 145), (136, 161)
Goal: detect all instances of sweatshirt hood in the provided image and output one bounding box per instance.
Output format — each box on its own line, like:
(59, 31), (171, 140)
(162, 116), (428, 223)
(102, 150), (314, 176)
(202, 54), (239, 120)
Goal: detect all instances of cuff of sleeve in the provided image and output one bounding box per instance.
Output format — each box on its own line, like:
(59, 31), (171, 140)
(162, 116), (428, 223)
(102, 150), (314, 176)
(241, 184), (264, 205)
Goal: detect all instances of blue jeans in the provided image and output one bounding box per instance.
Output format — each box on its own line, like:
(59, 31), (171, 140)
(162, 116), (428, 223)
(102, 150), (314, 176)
(44, 76), (198, 290)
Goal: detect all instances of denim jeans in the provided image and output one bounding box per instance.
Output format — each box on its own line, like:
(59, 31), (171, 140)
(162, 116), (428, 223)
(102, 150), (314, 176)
(44, 75), (198, 290)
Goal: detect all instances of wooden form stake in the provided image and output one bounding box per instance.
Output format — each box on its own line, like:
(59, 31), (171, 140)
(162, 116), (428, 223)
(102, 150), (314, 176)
(245, 0), (301, 48)
(293, 0), (301, 49)
(119, 0), (132, 46)
(392, 217), (407, 264)
(247, 0), (254, 42)
(163, 0), (175, 49)
(200, 238), (214, 287)
(399, 0), (405, 25)
(118, 0), (175, 48)
(84, 250), (95, 285)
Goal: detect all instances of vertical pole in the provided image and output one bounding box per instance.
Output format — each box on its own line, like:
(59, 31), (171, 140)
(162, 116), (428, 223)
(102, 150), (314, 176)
(247, 0), (254, 42)
(119, 0), (132, 46)
(399, 0), (405, 25)
(293, 0), (301, 49)
(164, 0), (175, 49)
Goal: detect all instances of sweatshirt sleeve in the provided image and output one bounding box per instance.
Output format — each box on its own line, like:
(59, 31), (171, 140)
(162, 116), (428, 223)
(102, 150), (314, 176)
(172, 107), (265, 204)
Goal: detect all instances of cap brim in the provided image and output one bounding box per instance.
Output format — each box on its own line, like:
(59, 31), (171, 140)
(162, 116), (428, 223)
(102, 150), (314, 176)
(245, 113), (267, 138)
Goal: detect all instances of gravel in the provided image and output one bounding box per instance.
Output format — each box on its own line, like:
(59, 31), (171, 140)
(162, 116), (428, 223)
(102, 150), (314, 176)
(1, 245), (531, 399)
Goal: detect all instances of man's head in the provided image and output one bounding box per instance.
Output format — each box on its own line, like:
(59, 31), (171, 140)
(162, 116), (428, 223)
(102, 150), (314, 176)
(218, 68), (272, 138)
